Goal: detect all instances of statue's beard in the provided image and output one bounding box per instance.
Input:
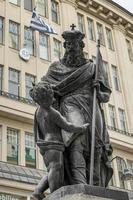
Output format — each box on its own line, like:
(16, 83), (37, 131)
(61, 51), (86, 68)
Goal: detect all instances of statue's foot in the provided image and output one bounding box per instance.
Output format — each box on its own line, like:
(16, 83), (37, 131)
(32, 192), (46, 200)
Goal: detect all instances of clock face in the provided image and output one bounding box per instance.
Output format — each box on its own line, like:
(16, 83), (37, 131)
(19, 48), (30, 61)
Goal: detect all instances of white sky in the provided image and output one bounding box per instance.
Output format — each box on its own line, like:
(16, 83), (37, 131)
(112, 0), (133, 14)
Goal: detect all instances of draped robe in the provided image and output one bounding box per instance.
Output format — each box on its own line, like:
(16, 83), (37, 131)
(40, 60), (113, 187)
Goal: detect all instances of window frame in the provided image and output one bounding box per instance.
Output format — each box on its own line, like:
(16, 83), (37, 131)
(25, 73), (36, 99)
(9, 68), (20, 97)
(126, 39), (133, 62)
(24, 0), (33, 11)
(118, 108), (127, 133)
(7, 127), (19, 165)
(9, 20), (20, 50)
(0, 17), (4, 45)
(51, 0), (59, 24)
(112, 65), (120, 91)
(96, 22), (105, 46)
(108, 104), (117, 129)
(53, 38), (61, 60)
(77, 13), (85, 33)
(24, 26), (35, 56)
(106, 27), (114, 51)
(87, 18), (95, 41)
(0, 65), (3, 91)
(25, 132), (36, 168)
(39, 33), (50, 60)
(37, 0), (48, 17)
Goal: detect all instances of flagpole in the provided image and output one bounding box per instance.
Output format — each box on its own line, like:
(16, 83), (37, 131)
(89, 38), (100, 186)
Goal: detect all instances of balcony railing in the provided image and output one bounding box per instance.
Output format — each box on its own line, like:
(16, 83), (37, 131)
(107, 125), (133, 138)
(0, 90), (36, 106)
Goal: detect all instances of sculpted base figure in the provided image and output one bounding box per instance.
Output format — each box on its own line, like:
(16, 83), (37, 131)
(30, 82), (89, 199)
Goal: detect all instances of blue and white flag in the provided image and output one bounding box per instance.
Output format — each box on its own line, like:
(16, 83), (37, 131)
(30, 8), (57, 35)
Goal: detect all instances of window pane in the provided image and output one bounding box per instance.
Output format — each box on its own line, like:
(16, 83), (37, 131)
(108, 104), (116, 128)
(116, 157), (127, 189)
(127, 160), (133, 190)
(112, 65), (120, 91)
(0, 65), (3, 91)
(97, 23), (105, 46)
(9, 21), (19, 50)
(39, 33), (49, 60)
(53, 38), (61, 60)
(7, 127), (19, 165)
(9, 68), (20, 96)
(77, 13), (84, 33)
(25, 74), (36, 99)
(37, 0), (47, 17)
(88, 18), (95, 41)
(24, 27), (34, 55)
(126, 39), (133, 62)
(118, 109), (127, 132)
(9, 0), (18, 5)
(51, 0), (59, 24)
(24, 0), (32, 11)
(25, 132), (36, 168)
(0, 17), (3, 44)
(103, 61), (111, 87)
(106, 28), (114, 50)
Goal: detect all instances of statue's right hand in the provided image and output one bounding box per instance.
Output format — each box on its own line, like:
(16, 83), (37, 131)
(81, 123), (89, 132)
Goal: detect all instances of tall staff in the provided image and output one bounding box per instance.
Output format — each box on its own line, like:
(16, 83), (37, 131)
(89, 38), (100, 185)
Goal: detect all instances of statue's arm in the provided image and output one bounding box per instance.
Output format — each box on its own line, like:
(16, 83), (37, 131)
(50, 107), (89, 133)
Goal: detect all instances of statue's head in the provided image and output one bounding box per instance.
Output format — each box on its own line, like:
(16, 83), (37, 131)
(30, 82), (54, 108)
(61, 25), (86, 67)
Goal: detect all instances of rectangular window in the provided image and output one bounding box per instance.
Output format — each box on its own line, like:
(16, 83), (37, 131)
(37, 0), (48, 17)
(51, 0), (59, 24)
(97, 23), (105, 46)
(112, 65), (120, 91)
(0, 125), (2, 161)
(0, 17), (4, 44)
(87, 18), (95, 41)
(116, 157), (127, 189)
(7, 127), (19, 165)
(9, 68), (20, 96)
(39, 33), (49, 60)
(25, 73), (36, 99)
(106, 28), (114, 50)
(9, 21), (19, 50)
(118, 108), (127, 133)
(25, 132), (36, 168)
(53, 38), (61, 60)
(24, 27), (34, 55)
(127, 160), (133, 190)
(108, 104), (116, 128)
(126, 39), (133, 62)
(9, 0), (18, 5)
(0, 65), (3, 91)
(24, 0), (32, 11)
(77, 13), (84, 33)
(103, 61), (111, 87)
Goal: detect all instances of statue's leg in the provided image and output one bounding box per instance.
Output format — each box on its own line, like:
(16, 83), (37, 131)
(67, 136), (87, 184)
(32, 175), (48, 200)
(45, 150), (64, 193)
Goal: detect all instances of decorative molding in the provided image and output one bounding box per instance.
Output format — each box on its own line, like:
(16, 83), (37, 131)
(97, 5), (103, 14)
(60, 0), (77, 8)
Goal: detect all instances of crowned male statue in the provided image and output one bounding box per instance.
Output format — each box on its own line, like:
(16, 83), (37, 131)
(31, 25), (113, 199)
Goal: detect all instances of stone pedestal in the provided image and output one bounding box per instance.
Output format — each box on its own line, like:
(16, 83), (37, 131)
(44, 184), (133, 200)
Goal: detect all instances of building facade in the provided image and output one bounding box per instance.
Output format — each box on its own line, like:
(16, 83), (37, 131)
(0, 0), (133, 198)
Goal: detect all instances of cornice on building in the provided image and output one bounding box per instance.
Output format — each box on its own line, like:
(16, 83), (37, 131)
(60, 0), (78, 8)
(76, 0), (133, 39)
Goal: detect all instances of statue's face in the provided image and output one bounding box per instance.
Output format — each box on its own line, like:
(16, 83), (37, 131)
(65, 39), (81, 54)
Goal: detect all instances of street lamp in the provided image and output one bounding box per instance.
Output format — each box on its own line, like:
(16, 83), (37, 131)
(111, 156), (133, 181)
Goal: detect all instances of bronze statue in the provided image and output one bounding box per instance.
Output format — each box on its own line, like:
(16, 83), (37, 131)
(31, 26), (113, 199)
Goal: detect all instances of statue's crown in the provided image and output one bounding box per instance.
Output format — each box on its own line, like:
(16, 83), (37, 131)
(62, 24), (85, 40)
